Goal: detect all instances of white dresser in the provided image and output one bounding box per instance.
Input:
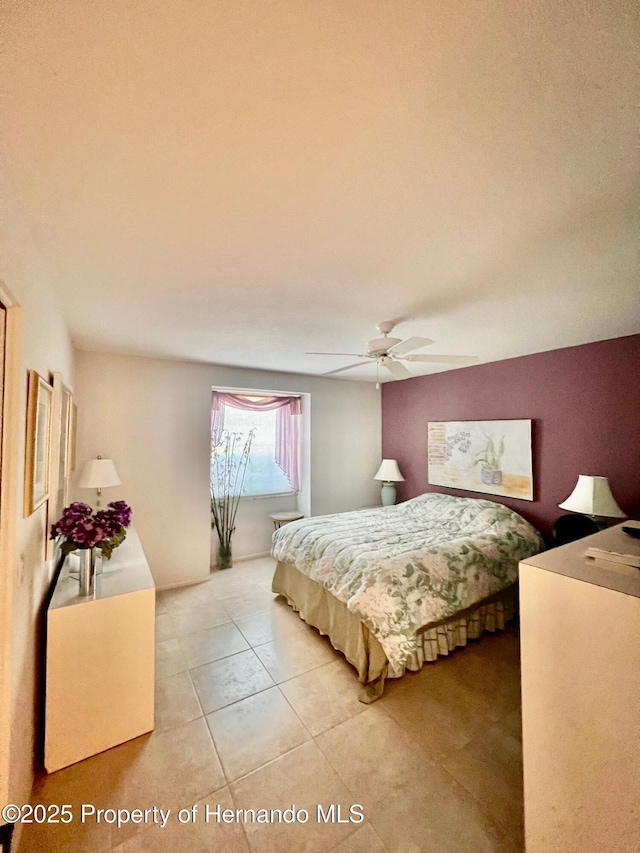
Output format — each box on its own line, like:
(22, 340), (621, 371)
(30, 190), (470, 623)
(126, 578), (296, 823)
(45, 528), (155, 773)
(519, 523), (640, 853)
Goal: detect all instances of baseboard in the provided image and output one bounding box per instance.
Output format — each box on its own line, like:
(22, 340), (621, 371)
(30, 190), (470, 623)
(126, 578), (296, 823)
(232, 550), (271, 563)
(157, 553), (273, 590)
(156, 577), (212, 591)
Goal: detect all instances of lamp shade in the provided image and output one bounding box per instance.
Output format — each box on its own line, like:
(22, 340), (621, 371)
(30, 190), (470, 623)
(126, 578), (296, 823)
(373, 459), (405, 483)
(77, 457), (121, 490)
(558, 475), (625, 518)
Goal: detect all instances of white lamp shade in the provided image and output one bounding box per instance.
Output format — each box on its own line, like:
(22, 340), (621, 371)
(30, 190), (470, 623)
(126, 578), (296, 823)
(374, 459), (405, 482)
(558, 475), (625, 518)
(77, 458), (121, 490)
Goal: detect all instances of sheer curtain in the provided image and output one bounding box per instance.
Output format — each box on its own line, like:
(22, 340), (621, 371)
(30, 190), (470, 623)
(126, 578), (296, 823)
(211, 392), (301, 492)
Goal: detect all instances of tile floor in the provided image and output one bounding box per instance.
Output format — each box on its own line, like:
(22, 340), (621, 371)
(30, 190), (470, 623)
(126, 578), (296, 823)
(19, 557), (525, 852)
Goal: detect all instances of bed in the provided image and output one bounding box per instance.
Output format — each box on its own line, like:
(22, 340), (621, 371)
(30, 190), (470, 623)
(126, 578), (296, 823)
(271, 492), (544, 701)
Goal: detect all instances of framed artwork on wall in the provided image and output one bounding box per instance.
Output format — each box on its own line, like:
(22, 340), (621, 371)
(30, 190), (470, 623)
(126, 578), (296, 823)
(53, 375), (72, 521)
(69, 403), (77, 472)
(46, 373), (73, 559)
(428, 419), (534, 501)
(24, 370), (54, 516)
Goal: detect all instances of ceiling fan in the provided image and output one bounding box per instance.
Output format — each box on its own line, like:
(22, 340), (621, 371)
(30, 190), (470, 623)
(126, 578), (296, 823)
(307, 321), (479, 381)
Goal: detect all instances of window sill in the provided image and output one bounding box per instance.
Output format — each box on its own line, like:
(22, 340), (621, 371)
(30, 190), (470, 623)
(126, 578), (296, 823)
(239, 492), (297, 501)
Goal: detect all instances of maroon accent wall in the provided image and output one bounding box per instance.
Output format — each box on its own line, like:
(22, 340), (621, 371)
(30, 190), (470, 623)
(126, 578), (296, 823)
(381, 334), (640, 541)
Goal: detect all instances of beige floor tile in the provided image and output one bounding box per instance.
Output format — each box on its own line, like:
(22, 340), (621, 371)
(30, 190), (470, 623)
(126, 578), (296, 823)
(229, 557), (277, 583)
(330, 823), (387, 852)
(169, 602), (232, 636)
(279, 660), (367, 736)
(253, 628), (338, 683)
(22, 558), (526, 852)
(368, 773), (520, 853)
(154, 590), (169, 615)
(206, 574), (260, 598)
(220, 588), (279, 620)
(435, 642), (515, 705)
(216, 581), (268, 595)
(315, 705), (435, 803)
(159, 580), (228, 612)
(112, 787), (250, 852)
(154, 671), (203, 732)
(206, 686), (311, 781)
(104, 718), (226, 846)
(452, 628), (523, 720)
(230, 741), (360, 852)
(234, 601), (308, 648)
(377, 669), (489, 764)
(190, 649), (275, 713)
(19, 755), (116, 853)
(155, 612), (176, 642)
(316, 708), (516, 853)
(499, 705), (523, 742)
(179, 621), (250, 668)
(442, 721), (524, 838)
(155, 637), (189, 680)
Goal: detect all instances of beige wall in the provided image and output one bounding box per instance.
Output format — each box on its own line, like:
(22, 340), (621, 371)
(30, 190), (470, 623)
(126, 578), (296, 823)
(74, 351), (381, 588)
(0, 181), (74, 835)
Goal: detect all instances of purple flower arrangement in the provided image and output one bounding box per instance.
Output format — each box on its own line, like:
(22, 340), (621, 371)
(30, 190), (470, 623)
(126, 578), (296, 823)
(51, 500), (132, 558)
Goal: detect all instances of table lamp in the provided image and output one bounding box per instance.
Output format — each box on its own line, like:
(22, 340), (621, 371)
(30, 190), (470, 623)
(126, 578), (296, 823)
(77, 456), (121, 507)
(558, 475), (625, 528)
(374, 459), (405, 506)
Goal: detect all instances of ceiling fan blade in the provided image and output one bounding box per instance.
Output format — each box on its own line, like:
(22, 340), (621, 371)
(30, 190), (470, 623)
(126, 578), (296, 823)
(388, 336), (435, 355)
(323, 361), (372, 376)
(385, 360), (412, 380)
(404, 354), (480, 365)
(307, 352), (369, 357)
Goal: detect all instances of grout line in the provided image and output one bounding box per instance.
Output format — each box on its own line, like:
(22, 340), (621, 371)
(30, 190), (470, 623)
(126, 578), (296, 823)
(197, 680), (278, 717)
(39, 556), (525, 850)
(273, 682), (314, 739)
(184, 669), (231, 793)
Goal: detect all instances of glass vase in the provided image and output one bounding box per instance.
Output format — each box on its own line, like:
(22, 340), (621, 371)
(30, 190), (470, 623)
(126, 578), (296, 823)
(78, 548), (95, 596)
(93, 546), (104, 575)
(217, 541), (233, 570)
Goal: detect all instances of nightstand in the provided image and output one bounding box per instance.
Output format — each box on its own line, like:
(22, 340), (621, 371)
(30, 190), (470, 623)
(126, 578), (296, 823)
(270, 511), (304, 530)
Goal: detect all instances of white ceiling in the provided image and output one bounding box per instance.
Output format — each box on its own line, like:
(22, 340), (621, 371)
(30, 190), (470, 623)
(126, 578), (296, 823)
(1, 0), (639, 381)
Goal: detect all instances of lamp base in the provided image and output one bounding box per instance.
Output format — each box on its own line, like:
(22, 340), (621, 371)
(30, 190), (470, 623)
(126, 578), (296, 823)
(380, 482), (396, 506)
(587, 514), (612, 531)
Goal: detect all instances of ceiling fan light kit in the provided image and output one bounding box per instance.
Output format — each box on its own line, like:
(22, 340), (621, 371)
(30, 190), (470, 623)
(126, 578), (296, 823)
(309, 321), (479, 383)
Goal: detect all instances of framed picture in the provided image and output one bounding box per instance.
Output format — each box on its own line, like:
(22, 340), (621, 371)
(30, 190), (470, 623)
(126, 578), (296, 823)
(24, 370), (53, 516)
(428, 419), (534, 501)
(54, 376), (72, 521)
(46, 373), (73, 557)
(69, 403), (77, 472)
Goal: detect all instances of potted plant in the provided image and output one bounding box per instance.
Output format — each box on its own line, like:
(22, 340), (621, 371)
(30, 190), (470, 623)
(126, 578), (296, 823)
(51, 500), (132, 557)
(50, 500), (132, 595)
(210, 429), (255, 569)
(473, 434), (505, 486)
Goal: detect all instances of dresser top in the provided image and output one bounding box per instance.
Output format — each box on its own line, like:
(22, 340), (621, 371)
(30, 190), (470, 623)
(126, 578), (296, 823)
(49, 527), (155, 610)
(520, 521), (640, 599)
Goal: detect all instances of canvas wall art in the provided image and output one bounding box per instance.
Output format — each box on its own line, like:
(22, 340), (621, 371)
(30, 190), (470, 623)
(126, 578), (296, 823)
(428, 419), (533, 501)
(24, 370), (53, 516)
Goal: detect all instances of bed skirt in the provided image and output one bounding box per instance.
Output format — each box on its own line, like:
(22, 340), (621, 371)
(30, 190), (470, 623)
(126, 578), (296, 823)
(272, 560), (517, 702)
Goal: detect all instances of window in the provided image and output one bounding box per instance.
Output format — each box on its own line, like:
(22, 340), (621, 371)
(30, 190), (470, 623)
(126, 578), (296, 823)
(211, 391), (301, 498)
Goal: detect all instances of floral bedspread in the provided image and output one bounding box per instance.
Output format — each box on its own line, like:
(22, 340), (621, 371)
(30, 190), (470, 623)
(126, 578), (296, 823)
(271, 493), (544, 676)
